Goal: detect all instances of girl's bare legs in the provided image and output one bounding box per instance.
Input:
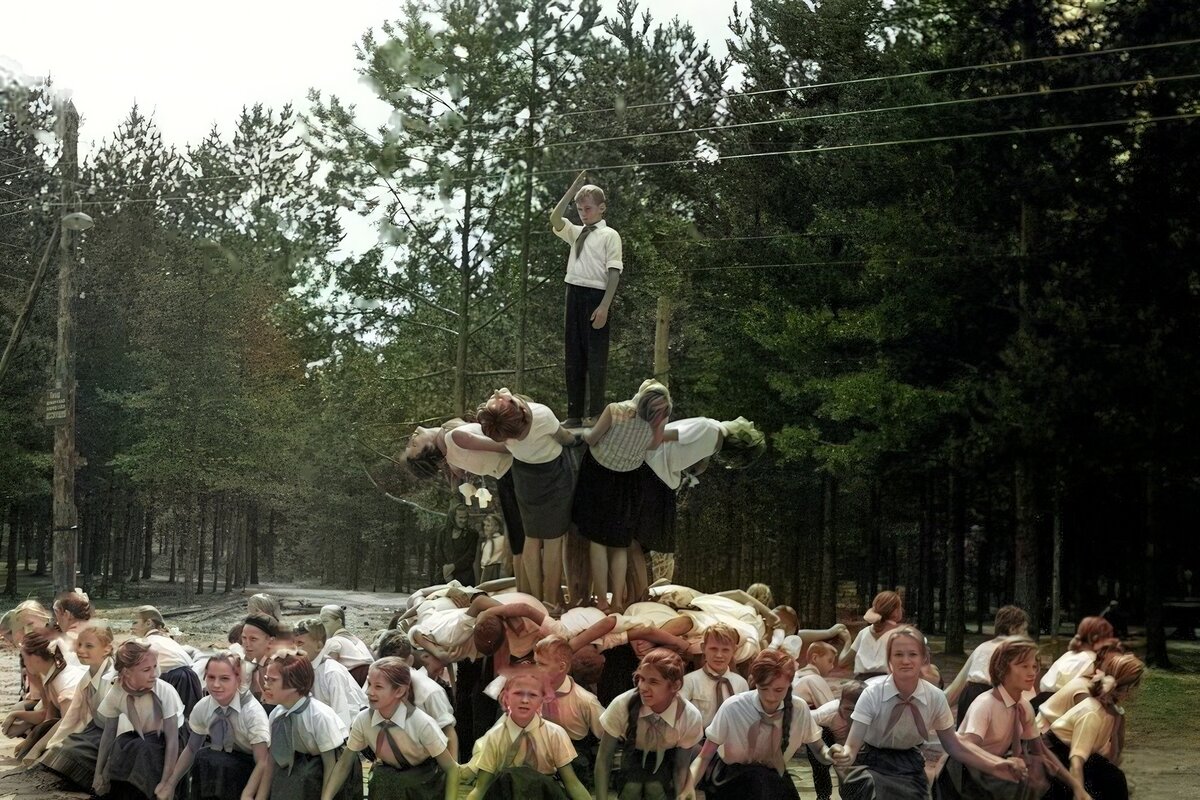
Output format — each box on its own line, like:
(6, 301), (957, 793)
(589, 541), (610, 610)
(524, 539), (544, 602)
(542, 536), (565, 607)
(609, 546), (629, 610)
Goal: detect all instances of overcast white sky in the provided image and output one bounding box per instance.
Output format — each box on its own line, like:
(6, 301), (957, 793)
(2, 0), (740, 155)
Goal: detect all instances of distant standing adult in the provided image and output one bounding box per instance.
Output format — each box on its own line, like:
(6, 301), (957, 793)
(551, 170), (623, 428)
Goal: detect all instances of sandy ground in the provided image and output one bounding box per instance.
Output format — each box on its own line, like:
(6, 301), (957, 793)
(2, 583), (1197, 798)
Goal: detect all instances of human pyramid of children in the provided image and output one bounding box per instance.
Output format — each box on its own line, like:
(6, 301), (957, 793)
(2, 174), (1144, 800)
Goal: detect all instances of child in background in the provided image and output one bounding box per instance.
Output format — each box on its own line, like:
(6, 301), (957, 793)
(680, 623), (750, 728)
(794, 641), (838, 710)
(323, 657), (455, 800)
(318, 605), (376, 686)
(3, 629), (86, 758)
(93, 640), (185, 800)
(132, 605), (203, 717)
(838, 591), (905, 681)
(260, 651), (355, 800)
(1039, 617), (1115, 696)
(691, 649), (832, 799)
(240, 615), (281, 710)
(466, 667), (591, 800)
(294, 618), (367, 727)
(943, 605), (1030, 725)
(157, 653), (271, 800)
(52, 589), (94, 646)
(479, 514), (509, 584)
(39, 620), (116, 783)
(534, 635), (606, 788)
(596, 647), (704, 800)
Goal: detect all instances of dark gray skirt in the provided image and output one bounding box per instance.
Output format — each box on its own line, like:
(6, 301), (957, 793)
(369, 759), (443, 800)
(700, 757), (799, 800)
(269, 750), (361, 800)
(41, 722), (103, 788)
(191, 747), (255, 800)
(840, 745), (928, 800)
(106, 730), (169, 799)
(510, 449), (576, 540)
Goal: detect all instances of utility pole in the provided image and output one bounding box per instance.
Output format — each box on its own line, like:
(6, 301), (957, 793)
(52, 101), (80, 594)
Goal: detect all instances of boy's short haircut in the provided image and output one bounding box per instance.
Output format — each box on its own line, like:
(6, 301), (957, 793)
(702, 623), (740, 649)
(474, 615), (505, 656)
(227, 623), (244, 645)
(294, 617), (328, 645)
(807, 641), (838, 661)
(535, 634), (573, 666)
(993, 605), (1030, 636)
(574, 184), (606, 206)
(374, 629), (413, 660)
(840, 680), (865, 706)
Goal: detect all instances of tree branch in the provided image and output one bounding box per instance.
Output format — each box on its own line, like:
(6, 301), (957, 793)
(468, 274), (556, 337)
(383, 367), (455, 382)
(359, 462), (447, 518)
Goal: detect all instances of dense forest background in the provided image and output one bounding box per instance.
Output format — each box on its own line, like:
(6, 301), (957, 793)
(3, 0), (1198, 665)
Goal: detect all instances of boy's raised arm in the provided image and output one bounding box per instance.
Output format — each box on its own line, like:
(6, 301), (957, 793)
(551, 170), (589, 231)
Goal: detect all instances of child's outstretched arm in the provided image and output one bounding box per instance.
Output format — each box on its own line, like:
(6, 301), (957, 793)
(433, 749), (459, 800)
(558, 762), (592, 800)
(320, 749), (358, 800)
(595, 732), (619, 800)
(246, 742), (271, 800)
(465, 768), (495, 800)
(551, 171), (589, 231)
(582, 405), (616, 447)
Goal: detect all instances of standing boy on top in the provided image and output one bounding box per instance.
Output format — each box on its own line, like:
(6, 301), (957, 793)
(551, 170), (623, 428)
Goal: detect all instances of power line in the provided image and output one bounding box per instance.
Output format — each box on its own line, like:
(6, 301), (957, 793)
(555, 37), (1200, 118)
(531, 110), (1200, 179)
(683, 253), (1030, 272)
(498, 72), (1200, 155)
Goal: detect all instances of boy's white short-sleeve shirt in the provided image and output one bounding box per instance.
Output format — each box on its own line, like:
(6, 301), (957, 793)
(555, 219), (623, 289)
(346, 704), (447, 766)
(681, 667), (750, 728)
(850, 676), (953, 750)
(599, 689), (704, 751)
(311, 655), (368, 727)
(267, 697), (347, 754)
(705, 691), (821, 767)
(188, 691), (270, 753)
(474, 714), (577, 776)
(963, 639), (1002, 684)
(323, 632), (376, 672)
(503, 403), (563, 465)
(44, 664), (88, 707)
(98, 679), (185, 737)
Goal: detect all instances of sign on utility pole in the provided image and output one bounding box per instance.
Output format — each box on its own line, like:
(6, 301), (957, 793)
(52, 101), (81, 594)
